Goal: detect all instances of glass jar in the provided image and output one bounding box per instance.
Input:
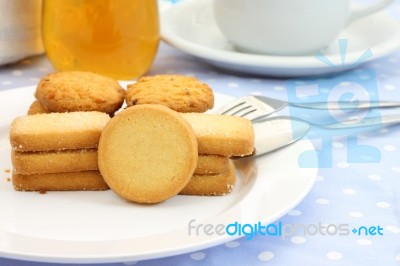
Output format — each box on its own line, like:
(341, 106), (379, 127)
(42, 0), (159, 79)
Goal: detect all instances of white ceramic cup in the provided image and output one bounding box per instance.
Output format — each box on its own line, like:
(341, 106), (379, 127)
(213, 0), (394, 55)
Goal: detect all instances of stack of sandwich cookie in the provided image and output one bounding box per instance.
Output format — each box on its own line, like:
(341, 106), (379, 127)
(179, 113), (254, 195)
(8, 72), (255, 204)
(98, 105), (254, 203)
(10, 112), (110, 191)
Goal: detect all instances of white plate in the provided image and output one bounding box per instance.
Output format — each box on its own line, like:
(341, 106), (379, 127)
(0, 86), (317, 263)
(161, 0), (400, 77)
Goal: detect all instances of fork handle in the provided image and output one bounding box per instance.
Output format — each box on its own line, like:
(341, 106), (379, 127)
(324, 114), (400, 129)
(292, 101), (400, 110)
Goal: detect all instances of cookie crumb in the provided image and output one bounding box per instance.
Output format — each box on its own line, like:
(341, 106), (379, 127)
(6, 178), (11, 182)
(4, 169), (11, 173)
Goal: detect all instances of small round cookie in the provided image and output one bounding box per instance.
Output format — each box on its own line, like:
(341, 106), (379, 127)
(35, 71), (125, 114)
(98, 104), (198, 204)
(27, 100), (49, 115)
(125, 75), (214, 113)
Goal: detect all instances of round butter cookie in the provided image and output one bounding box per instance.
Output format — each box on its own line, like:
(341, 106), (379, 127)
(125, 75), (214, 112)
(35, 71), (125, 114)
(98, 104), (198, 203)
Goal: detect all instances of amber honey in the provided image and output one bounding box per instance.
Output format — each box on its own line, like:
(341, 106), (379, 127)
(42, 0), (159, 79)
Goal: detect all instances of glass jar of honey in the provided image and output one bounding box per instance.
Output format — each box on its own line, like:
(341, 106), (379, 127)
(42, 0), (159, 80)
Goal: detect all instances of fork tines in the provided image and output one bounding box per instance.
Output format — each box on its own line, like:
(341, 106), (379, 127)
(219, 100), (258, 118)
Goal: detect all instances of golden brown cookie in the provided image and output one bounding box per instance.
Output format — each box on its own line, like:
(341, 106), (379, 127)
(98, 104), (198, 204)
(12, 170), (109, 191)
(125, 75), (214, 113)
(12, 149), (98, 175)
(195, 155), (229, 175)
(180, 160), (236, 196)
(12, 148), (226, 176)
(181, 113), (255, 156)
(35, 71), (125, 114)
(27, 100), (49, 115)
(10, 111), (110, 152)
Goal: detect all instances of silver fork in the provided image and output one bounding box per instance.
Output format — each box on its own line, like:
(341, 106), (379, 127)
(219, 96), (400, 157)
(232, 114), (400, 158)
(218, 95), (400, 121)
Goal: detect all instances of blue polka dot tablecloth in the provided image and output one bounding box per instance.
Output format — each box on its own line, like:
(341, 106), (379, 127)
(1, 1), (400, 265)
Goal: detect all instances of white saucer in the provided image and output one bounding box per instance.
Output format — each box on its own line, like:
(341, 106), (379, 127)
(161, 0), (400, 77)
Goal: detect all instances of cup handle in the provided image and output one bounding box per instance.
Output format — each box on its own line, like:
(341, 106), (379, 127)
(349, 0), (394, 23)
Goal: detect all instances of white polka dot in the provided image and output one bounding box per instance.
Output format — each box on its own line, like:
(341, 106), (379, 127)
(326, 251), (342, 260)
(288, 209), (302, 216)
(340, 82), (352, 87)
(123, 261), (138, 265)
(383, 145), (397, 152)
(251, 91), (263, 96)
(12, 70), (23, 76)
(384, 84), (395, 91)
(225, 241), (240, 248)
(392, 167), (400, 173)
(395, 254), (400, 262)
(349, 211), (364, 218)
(258, 251), (274, 261)
(342, 188), (356, 195)
(316, 175), (324, 181)
(386, 226), (400, 234)
(368, 174), (381, 181)
(325, 224), (339, 234)
(337, 162), (349, 168)
(376, 201), (390, 208)
(190, 252), (206, 261)
(316, 198), (330, 205)
(227, 82), (239, 88)
(273, 86), (285, 91)
(29, 78), (40, 82)
(291, 236), (306, 244)
(1, 81), (13, 85)
(332, 142), (344, 148)
(379, 128), (389, 133)
(357, 239), (372, 246)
